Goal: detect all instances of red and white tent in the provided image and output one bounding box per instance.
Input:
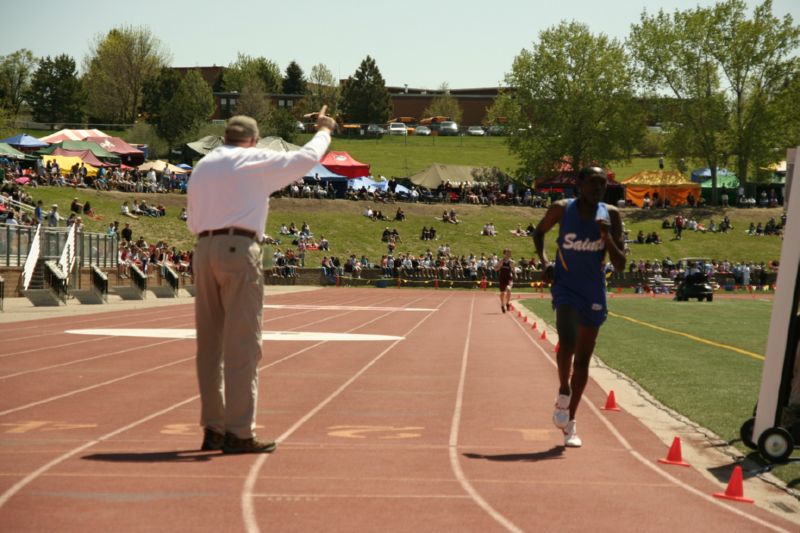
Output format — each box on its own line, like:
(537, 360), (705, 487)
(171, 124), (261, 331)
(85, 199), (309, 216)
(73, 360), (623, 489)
(320, 151), (370, 178)
(39, 129), (109, 143)
(84, 136), (142, 156)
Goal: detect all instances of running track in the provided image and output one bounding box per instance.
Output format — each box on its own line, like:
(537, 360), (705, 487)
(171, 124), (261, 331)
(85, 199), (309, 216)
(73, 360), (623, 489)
(0, 288), (794, 532)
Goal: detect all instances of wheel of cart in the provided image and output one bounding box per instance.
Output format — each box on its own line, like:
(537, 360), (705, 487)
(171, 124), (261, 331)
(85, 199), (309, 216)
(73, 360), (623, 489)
(756, 426), (795, 464)
(740, 417), (756, 450)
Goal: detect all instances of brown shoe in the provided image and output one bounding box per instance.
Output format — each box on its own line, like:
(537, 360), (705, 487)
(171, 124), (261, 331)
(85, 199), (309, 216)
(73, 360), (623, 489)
(222, 433), (277, 454)
(201, 428), (225, 451)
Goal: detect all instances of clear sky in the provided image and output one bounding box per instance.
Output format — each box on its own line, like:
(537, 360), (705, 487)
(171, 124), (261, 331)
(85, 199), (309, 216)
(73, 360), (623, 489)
(3, 0), (798, 89)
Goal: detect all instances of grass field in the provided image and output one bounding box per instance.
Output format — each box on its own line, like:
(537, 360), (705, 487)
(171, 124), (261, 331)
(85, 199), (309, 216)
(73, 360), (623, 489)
(26, 188), (785, 268)
(24, 126), (665, 181)
(520, 295), (800, 485)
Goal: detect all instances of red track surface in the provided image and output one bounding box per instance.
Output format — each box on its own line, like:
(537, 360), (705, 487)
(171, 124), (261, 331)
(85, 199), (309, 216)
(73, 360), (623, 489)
(0, 288), (793, 532)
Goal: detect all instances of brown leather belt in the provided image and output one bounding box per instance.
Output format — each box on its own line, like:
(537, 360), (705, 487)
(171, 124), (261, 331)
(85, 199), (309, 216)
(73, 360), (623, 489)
(198, 227), (258, 240)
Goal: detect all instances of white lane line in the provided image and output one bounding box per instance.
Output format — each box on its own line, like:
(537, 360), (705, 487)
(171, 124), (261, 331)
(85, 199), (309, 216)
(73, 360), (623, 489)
(2, 294), (400, 410)
(0, 293), (432, 513)
(241, 295), (442, 533)
(0, 306), (195, 343)
(66, 329), (404, 342)
(0, 397), (197, 509)
(0, 311), (197, 359)
(511, 314), (789, 533)
(448, 295), (523, 533)
(264, 304), (436, 312)
(0, 349), (192, 417)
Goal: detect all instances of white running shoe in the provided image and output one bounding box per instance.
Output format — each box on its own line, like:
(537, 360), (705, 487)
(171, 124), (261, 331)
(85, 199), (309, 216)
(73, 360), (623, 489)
(552, 393), (571, 429)
(564, 420), (582, 447)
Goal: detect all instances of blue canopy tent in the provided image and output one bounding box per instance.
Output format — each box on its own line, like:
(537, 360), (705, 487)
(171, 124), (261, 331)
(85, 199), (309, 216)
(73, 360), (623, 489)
(690, 167), (737, 183)
(0, 133), (49, 151)
(303, 163), (349, 197)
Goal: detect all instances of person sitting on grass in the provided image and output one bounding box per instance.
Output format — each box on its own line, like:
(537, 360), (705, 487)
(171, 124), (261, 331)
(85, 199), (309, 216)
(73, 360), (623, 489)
(511, 224), (527, 237)
(421, 226), (430, 240)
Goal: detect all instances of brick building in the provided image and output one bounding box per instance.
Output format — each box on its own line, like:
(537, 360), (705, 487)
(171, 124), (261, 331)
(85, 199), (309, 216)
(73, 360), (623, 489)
(174, 67), (501, 125)
(385, 86), (501, 127)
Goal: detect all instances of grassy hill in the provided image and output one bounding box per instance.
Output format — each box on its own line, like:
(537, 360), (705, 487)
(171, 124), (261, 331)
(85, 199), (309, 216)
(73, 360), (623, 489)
(22, 127), (661, 180)
(28, 187), (784, 267)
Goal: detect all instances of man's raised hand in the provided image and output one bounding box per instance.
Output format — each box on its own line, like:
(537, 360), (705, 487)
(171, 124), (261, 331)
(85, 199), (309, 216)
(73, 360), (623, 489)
(316, 105), (337, 132)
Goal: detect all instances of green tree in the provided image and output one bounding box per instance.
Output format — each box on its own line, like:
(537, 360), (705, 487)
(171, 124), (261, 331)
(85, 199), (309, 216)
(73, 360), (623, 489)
(263, 107), (298, 143)
(0, 107), (12, 139)
(83, 26), (170, 124)
(27, 54), (84, 126)
(235, 77), (272, 126)
(282, 61), (307, 95)
(141, 66), (182, 124)
(340, 56), (392, 124)
(0, 49), (36, 117)
(157, 70), (215, 148)
(304, 63), (340, 117)
(707, 0), (800, 185)
(629, 1), (800, 201)
(222, 53), (282, 94)
(500, 21), (641, 181)
(421, 83), (463, 123)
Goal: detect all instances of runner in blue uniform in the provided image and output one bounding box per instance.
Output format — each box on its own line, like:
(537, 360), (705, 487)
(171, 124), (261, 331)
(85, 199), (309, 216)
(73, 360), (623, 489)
(533, 166), (626, 447)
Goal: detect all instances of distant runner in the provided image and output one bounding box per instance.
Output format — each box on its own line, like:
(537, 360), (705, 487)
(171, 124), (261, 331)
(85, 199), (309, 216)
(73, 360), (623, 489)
(494, 248), (515, 313)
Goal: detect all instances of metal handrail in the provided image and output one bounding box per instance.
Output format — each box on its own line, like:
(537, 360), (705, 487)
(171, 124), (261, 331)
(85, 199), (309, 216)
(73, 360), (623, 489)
(0, 224), (117, 268)
(91, 265), (108, 302)
(163, 264), (179, 294)
(130, 264), (147, 293)
(43, 261), (68, 304)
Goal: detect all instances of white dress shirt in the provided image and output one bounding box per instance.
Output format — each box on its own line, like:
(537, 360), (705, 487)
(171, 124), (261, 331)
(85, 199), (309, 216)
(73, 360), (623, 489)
(187, 131), (330, 235)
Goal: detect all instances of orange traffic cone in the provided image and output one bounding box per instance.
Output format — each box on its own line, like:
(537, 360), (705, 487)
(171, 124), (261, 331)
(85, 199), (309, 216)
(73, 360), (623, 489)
(617, 286), (622, 294)
(524, 316), (529, 323)
(540, 330), (547, 341)
(531, 321), (538, 330)
(713, 466), (753, 503)
(509, 303), (514, 311)
(517, 310), (522, 318)
(601, 390), (621, 411)
(553, 341), (560, 352)
(658, 437), (690, 467)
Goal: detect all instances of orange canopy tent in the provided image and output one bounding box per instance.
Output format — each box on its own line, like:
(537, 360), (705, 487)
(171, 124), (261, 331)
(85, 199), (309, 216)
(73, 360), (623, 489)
(621, 170), (699, 207)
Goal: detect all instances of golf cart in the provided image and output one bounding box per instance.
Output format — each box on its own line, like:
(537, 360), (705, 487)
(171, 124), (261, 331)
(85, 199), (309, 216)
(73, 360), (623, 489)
(674, 264), (714, 302)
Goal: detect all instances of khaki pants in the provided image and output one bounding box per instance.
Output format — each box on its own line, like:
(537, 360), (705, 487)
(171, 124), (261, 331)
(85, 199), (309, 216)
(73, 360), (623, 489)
(194, 234), (264, 439)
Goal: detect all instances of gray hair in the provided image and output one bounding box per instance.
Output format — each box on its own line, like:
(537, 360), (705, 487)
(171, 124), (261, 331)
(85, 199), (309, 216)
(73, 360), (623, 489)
(225, 115), (260, 143)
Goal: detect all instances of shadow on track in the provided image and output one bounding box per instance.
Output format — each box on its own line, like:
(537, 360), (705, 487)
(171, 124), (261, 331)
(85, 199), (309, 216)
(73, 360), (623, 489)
(82, 450), (220, 463)
(463, 446), (565, 462)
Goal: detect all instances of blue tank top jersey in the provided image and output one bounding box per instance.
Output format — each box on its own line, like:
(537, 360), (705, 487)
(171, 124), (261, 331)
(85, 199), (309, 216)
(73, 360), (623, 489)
(551, 199), (608, 325)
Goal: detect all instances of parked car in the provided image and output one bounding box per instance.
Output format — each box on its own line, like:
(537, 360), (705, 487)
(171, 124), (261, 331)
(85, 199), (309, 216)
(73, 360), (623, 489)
(674, 271), (714, 301)
(487, 125), (507, 136)
(387, 122), (408, 135)
(296, 121), (305, 133)
(439, 121), (459, 136)
(366, 124), (385, 137)
(414, 125), (431, 136)
(467, 126), (486, 136)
